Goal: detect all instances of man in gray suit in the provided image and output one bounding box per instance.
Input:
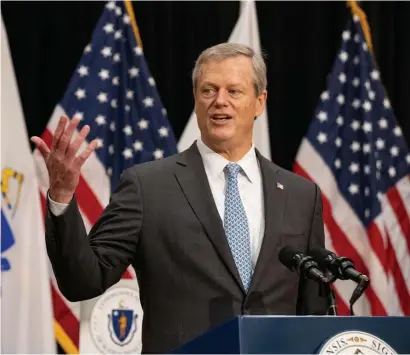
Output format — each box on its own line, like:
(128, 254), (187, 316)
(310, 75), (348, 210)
(31, 43), (327, 353)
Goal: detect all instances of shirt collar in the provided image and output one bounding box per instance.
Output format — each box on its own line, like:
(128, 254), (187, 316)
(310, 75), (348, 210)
(196, 138), (259, 183)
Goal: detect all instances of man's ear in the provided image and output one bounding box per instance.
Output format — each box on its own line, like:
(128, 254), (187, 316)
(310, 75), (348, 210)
(193, 88), (198, 114)
(255, 90), (267, 117)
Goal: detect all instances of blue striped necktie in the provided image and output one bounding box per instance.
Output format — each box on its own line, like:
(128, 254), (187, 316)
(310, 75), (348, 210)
(223, 163), (253, 291)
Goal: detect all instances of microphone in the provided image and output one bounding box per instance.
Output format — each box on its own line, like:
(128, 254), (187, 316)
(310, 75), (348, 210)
(308, 247), (370, 315)
(278, 246), (330, 284)
(308, 247), (369, 284)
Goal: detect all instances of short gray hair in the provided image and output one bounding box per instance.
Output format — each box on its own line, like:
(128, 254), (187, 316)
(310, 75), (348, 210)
(192, 42), (267, 96)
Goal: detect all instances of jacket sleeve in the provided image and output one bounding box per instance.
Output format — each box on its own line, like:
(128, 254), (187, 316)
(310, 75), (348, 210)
(296, 183), (328, 315)
(45, 167), (142, 302)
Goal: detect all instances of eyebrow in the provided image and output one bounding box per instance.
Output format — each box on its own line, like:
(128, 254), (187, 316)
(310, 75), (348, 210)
(199, 81), (217, 87)
(200, 81), (244, 88)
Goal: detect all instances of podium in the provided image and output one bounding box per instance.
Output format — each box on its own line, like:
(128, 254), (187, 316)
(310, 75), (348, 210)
(172, 316), (410, 354)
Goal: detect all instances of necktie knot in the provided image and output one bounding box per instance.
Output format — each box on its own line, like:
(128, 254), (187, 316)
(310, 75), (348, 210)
(226, 163), (242, 179)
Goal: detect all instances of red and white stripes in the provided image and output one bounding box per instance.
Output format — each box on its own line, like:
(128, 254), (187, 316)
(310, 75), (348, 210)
(295, 138), (410, 316)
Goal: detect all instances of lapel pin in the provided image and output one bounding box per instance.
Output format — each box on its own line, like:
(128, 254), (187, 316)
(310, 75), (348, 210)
(277, 182), (284, 190)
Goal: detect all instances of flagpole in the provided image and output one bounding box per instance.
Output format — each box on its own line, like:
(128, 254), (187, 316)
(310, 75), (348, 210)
(124, 0), (143, 48)
(346, 0), (374, 55)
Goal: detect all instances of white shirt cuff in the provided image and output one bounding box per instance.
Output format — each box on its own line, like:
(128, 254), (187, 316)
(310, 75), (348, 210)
(48, 193), (69, 216)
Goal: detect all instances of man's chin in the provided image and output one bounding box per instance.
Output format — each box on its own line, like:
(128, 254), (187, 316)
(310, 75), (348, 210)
(208, 126), (235, 140)
(203, 136), (236, 151)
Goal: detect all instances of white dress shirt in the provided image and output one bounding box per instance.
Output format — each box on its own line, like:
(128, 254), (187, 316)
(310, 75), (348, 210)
(48, 194), (69, 215)
(48, 138), (265, 268)
(196, 138), (265, 269)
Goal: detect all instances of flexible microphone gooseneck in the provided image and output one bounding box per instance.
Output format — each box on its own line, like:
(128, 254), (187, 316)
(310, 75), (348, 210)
(308, 247), (370, 315)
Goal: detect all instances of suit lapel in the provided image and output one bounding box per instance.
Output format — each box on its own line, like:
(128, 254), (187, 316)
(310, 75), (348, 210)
(248, 152), (287, 293)
(174, 143), (245, 291)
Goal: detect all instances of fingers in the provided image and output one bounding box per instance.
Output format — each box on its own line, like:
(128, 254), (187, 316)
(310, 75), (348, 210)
(30, 136), (50, 160)
(66, 125), (91, 161)
(50, 115), (69, 152)
(55, 116), (81, 154)
(36, 114), (96, 171)
(73, 139), (99, 169)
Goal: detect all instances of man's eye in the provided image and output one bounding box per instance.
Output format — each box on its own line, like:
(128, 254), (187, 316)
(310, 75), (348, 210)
(229, 89), (240, 95)
(202, 88), (214, 95)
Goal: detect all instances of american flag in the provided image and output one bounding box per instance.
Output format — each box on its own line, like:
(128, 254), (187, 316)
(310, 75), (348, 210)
(294, 14), (410, 316)
(33, 1), (177, 352)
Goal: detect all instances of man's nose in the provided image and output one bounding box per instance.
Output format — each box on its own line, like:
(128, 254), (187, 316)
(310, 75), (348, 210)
(214, 89), (229, 106)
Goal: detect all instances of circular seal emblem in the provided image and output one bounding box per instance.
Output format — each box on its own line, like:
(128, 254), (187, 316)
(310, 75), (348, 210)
(319, 330), (397, 354)
(90, 286), (143, 354)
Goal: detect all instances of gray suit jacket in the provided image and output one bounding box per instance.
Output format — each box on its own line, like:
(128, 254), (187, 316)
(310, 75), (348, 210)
(45, 142), (327, 353)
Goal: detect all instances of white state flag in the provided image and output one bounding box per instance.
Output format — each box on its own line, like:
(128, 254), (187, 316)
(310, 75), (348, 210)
(1, 17), (56, 353)
(177, 0), (271, 159)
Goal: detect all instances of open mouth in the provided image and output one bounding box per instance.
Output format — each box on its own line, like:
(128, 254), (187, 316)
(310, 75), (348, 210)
(210, 114), (232, 121)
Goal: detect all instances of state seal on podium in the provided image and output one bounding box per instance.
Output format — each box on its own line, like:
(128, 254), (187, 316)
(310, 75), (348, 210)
(319, 330), (397, 354)
(90, 286), (142, 354)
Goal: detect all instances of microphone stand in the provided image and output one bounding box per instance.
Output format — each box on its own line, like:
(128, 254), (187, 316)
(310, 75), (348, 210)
(324, 284), (337, 315)
(320, 272), (338, 316)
